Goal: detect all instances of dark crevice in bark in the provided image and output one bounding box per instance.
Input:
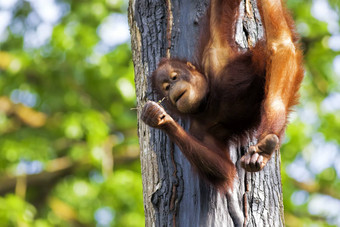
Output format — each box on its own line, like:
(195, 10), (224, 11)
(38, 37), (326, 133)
(236, 0), (264, 49)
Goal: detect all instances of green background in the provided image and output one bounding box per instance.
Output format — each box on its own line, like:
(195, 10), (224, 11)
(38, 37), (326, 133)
(0, 0), (339, 226)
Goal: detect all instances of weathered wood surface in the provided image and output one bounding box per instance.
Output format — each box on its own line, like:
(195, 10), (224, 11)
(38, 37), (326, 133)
(128, 0), (284, 226)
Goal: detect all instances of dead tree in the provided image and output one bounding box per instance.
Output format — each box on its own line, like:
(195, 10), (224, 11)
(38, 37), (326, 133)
(128, 0), (285, 226)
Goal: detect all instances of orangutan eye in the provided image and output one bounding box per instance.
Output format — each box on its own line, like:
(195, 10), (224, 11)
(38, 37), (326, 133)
(170, 72), (178, 80)
(163, 83), (170, 91)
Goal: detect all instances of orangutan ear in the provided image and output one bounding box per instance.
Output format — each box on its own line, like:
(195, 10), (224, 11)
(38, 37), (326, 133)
(186, 62), (196, 70)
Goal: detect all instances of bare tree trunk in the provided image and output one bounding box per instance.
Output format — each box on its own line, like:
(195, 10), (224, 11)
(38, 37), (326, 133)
(128, 0), (285, 226)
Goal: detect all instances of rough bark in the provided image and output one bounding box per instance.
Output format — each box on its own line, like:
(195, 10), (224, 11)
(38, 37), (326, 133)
(128, 0), (284, 226)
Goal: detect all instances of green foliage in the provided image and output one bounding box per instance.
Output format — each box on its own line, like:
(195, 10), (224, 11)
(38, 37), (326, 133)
(0, 0), (142, 226)
(282, 0), (340, 226)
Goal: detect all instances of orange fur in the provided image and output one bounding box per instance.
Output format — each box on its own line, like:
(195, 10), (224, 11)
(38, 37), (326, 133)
(200, 0), (304, 141)
(143, 0), (304, 192)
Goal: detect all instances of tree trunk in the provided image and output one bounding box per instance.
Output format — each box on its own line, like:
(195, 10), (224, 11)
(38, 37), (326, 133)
(128, 0), (285, 226)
